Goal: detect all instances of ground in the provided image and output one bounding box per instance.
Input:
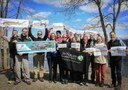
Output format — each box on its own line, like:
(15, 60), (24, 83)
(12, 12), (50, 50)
(0, 67), (128, 90)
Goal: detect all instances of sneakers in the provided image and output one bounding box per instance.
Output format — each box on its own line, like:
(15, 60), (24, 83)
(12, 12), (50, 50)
(116, 84), (121, 90)
(23, 79), (31, 85)
(26, 81), (31, 85)
(83, 82), (88, 86)
(53, 80), (57, 83)
(14, 81), (21, 85)
(109, 83), (116, 88)
(99, 83), (104, 87)
(95, 82), (100, 87)
(79, 82), (84, 86)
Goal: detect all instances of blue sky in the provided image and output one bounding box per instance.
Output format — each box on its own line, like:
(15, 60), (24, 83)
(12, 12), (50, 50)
(6, 0), (128, 39)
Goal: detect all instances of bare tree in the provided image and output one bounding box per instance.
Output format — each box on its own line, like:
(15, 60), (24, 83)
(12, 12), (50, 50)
(105, 0), (127, 32)
(63, 0), (128, 43)
(0, 0), (32, 69)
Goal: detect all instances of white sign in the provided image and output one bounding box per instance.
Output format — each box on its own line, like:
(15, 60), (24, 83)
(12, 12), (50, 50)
(53, 23), (64, 30)
(94, 43), (108, 56)
(71, 43), (80, 49)
(58, 44), (67, 48)
(84, 48), (96, 53)
(70, 29), (84, 34)
(0, 18), (29, 27)
(32, 20), (49, 29)
(94, 49), (102, 56)
(111, 46), (127, 56)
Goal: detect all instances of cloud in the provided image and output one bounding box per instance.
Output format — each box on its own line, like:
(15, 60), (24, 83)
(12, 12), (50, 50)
(25, 11), (51, 21)
(32, 0), (69, 7)
(23, 7), (35, 13)
(75, 19), (82, 22)
(32, 12), (51, 19)
(79, 3), (98, 13)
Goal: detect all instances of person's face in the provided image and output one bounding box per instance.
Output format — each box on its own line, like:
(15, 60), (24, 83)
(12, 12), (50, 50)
(97, 36), (102, 43)
(22, 29), (28, 36)
(74, 33), (78, 39)
(72, 37), (76, 43)
(110, 32), (116, 40)
(83, 38), (88, 44)
(90, 33), (94, 40)
(83, 32), (86, 37)
(50, 34), (56, 40)
(56, 32), (61, 37)
(12, 31), (18, 37)
(37, 31), (42, 38)
(62, 35), (67, 41)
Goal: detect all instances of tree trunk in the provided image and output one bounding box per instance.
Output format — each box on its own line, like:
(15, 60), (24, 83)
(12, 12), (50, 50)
(0, 0), (4, 18)
(4, 0), (10, 18)
(0, 27), (3, 70)
(112, 0), (121, 32)
(15, 0), (22, 19)
(97, 5), (108, 43)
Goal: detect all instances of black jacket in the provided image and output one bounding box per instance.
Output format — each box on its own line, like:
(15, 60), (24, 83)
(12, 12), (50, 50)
(108, 38), (122, 60)
(28, 27), (48, 41)
(9, 35), (20, 55)
(87, 39), (97, 48)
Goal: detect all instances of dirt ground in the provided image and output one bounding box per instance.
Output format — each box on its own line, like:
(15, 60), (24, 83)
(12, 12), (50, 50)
(0, 67), (128, 90)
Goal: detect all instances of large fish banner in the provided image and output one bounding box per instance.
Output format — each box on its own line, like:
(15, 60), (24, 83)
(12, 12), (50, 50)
(16, 41), (56, 54)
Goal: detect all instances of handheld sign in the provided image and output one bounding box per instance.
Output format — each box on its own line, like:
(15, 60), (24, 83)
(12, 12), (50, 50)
(111, 46), (127, 56)
(32, 20), (49, 29)
(0, 18), (29, 27)
(58, 44), (67, 49)
(16, 41), (56, 54)
(94, 43), (108, 56)
(71, 43), (80, 49)
(52, 23), (64, 30)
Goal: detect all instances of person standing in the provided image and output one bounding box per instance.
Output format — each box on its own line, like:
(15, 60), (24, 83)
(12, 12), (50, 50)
(86, 32), (97, 83)
(14, 28), (31, 85)
(94, 36), (107, 87)
(28, 25), (48, 82)
(2, 30), (20, 81)
(108, 31), (122, 89)
(80, 36), (89, 86)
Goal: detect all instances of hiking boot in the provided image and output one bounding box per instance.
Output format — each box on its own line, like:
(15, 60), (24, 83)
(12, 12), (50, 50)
(40, 78), (44, 82)
(33, 78), (37, 82)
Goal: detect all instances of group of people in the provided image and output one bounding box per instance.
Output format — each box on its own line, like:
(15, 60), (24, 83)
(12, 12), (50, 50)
(2, 24), (123, 89)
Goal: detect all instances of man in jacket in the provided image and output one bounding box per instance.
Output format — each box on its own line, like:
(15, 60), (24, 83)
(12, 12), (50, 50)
(108, 31), (122, 89)
(14, 28), (31, 85)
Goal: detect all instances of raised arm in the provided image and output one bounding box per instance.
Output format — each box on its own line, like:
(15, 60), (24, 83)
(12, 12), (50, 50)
(64, 25), (71, 39)
(28, 25), (36, 41)
(42, 24), (49, 40)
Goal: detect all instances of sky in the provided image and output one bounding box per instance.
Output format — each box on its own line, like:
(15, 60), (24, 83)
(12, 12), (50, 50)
(6, 0), (128, 39)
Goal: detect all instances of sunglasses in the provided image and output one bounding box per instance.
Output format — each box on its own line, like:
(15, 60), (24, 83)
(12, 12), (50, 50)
(37, 33), (42, 35)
